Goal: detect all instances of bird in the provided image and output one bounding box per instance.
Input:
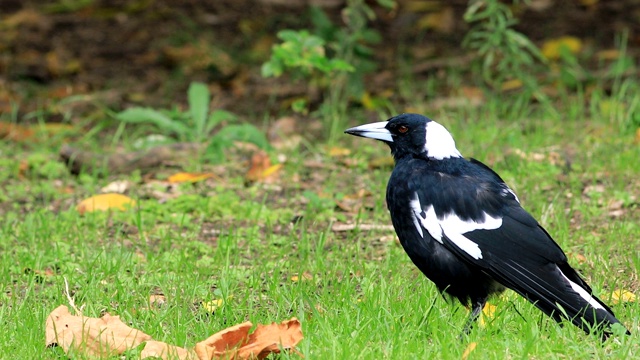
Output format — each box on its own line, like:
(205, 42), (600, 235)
(345, 113), (629, 338)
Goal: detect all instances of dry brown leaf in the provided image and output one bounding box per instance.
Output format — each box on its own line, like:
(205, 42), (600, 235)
(45, 305), (152, 357)
(168, 172), (215, 184)
(0, 123), (34, 141)
(76, 193), (136, 214)
(194, 321), (253, 360)
(141, 340), (196, 360)
(246, 151), (282, 183)
(149, 294), (166, 308)
(195, 319), (303, 360)
(239, 318), (303, 360)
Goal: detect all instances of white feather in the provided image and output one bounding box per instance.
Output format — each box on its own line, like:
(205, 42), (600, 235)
(424, 122), (462, 160)
(560, 272), (605, 310)
(410, 193), (503, 260)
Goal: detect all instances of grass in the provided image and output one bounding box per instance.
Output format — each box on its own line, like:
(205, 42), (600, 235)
(1, 91), (639, 359)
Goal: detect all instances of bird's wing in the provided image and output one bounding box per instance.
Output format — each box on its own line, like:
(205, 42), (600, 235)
(407, 164), (620, 332)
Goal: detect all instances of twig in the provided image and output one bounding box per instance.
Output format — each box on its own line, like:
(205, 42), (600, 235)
(63, 277), (83, 316)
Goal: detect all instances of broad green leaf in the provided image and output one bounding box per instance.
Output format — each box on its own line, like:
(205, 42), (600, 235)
(188, 82), (210, 139)
(116, 108), (190, 137)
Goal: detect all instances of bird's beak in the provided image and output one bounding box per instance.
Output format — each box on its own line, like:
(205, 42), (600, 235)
(344, 121), (393, 142)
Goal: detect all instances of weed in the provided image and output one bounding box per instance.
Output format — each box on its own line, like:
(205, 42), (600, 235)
(114, 82), (270, 162)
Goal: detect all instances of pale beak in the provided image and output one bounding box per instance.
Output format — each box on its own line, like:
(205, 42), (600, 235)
(344, 121), (393, 143)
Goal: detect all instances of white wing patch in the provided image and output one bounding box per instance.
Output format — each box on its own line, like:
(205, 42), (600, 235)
(501, 187), (520, 203)
(409, 193), (503, 260)
(559, 272), (605, 310)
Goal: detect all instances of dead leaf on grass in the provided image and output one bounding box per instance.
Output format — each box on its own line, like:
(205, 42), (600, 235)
(246, 151), (282, 183)
(141, 340), (196, 360)
(45, 305), (152, 357)
(611, 289), (637, 304)
(168, 172), (216, 184)
(76, 193), (136, 214)
(461, 341), (477, 360)
(100, 180), (132, 194)
(195, 318), (303, 360)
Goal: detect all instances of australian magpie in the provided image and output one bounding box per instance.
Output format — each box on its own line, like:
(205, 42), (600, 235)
(345, 113), (629, 337)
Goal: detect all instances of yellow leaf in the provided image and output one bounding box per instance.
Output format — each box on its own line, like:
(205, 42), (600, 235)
(328, 146), (351, 157)
(76, 193), (135, 214)
(461, 342), (477, 360)
(202, 299), (225, 313)
(478, 303), (496, 327)
(167, 172), (214, 184)
(501, 79), (523, 92)
(611, 289), (636, 304)
(541, 36), (582, 60)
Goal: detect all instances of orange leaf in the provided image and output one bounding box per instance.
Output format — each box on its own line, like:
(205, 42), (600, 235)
(239, 318), (303, 360)
(0, 123), (34, 141)
(194, 322), (253, 360)
(194, 318), (303, 360)
(168, 172), (215, 184)
(141, 340), (196, 360)
(246, 151), (282, 183)
(76, 193), (136, 214)
(45, 305), (152, 357)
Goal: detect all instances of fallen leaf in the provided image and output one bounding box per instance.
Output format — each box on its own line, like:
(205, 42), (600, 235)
(194, 322), (253, 360)
(635, 128), (640, 144)
(45, 305), (152, 357)
(100, 180), (132, 193)
(168, 172), (215, 184)
(141, 340), (196, 360)
(76, 193), (136, 214)
(0, 123), (34, 141)
(194, 318), (303, 360)
(501, 79), (523, 92)
(149, 294), (166, 308)
(246, 151), (282, 183)
(201, 299), (225, 313)
(461, 342), (477, 360)
(478, 303), (496, 327)
(328, 146), (351, 157)
(291, 271), (313, 282)
(541, 36), (582, 60)
(611, 289), (636, 304)
(597, 49), (620, 61)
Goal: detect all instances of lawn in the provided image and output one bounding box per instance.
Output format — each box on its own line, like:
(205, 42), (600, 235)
(0, 94), (639, 359)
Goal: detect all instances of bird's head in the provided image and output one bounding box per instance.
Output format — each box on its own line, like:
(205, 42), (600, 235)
(344, 113), (462, 160)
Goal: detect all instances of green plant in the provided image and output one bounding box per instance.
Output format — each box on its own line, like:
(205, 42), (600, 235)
(463, 0), (545, 92)
(115, 82), (270, 162)
(262, 0), (394, 142)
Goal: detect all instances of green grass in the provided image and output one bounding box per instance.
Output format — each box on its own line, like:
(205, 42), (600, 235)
(1, 93), (639, 359)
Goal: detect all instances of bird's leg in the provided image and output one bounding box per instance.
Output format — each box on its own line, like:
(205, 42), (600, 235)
(460, 299), (485, 338)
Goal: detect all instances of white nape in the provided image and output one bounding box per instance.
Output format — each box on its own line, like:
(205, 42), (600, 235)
(424, 121), (462, 160)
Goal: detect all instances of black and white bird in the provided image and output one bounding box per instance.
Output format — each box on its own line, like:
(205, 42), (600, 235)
(345, 113), (629, 337)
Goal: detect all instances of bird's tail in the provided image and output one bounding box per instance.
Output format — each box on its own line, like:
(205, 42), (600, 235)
(494, 260), (629, 337)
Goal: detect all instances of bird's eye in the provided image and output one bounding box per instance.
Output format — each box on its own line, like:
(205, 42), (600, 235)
(397, 125), (409, 134)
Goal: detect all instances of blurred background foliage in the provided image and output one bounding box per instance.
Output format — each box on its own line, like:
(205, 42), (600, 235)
(1, 0), (639, 145)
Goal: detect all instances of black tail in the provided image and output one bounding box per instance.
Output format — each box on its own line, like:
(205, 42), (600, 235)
(492, 259), (629, 337)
